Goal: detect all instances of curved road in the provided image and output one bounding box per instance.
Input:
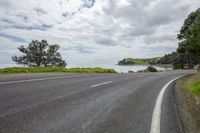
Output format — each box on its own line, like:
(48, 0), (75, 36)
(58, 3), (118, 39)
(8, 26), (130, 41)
(0, 71), (194, 133)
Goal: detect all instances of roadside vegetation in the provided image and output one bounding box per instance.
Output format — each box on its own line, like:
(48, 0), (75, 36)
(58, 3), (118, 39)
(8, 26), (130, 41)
(8, 40), (116, 74)
(175, 74), (200, 133)
(181, 73), (200, 95)
(137, 66), (158, 73)
(175, 8), (200, 133)
(0, 67), (116, 74)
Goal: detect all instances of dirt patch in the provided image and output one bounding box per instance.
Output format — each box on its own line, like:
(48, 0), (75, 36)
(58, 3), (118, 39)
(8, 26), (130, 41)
(175, 75), (200, 133)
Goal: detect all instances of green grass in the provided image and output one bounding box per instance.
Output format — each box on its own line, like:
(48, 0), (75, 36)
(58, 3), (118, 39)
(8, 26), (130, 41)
(0, 67), (116, 74)
(126, 58), (149, 65)
(182, 72), (200, 95)
(191, 80), (200, 95)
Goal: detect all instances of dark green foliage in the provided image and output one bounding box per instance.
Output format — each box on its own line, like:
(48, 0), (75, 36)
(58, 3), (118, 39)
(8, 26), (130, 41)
(146, 66), (158, 72)
(128, 70), (134, 73)
(12, 40), (66, 67)
(186, 16), (200, 56)
(152, 52), (177, 65)
(178, 8), (200, 40)
(137, 66), (158, 73)
(118, 58), (136, 65)
(174, 8), (200, 69)
(157, 52), (198, 69)
(174, 53), (198, 69)
(177, 8), (200, 57)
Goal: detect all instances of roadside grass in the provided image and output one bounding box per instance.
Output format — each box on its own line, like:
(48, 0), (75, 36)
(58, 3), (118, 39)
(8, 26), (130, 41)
(182, 72), (200, 96)
(0, 67), (117, 74)
(176, 72), (200, 133)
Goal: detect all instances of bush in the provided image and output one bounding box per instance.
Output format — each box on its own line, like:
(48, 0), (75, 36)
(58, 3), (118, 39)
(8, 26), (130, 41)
(128, 70), (134, 73)
(137, 66), (158, 73)
(146, 66), (158, 72)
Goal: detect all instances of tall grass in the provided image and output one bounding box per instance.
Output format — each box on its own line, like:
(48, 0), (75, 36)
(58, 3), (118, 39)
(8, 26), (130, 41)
(0, 67), (116, 74)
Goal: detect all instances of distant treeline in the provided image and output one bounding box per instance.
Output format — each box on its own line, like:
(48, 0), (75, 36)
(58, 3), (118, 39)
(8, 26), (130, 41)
(118, 57), (160, 65)
(118, 51), (199, 69)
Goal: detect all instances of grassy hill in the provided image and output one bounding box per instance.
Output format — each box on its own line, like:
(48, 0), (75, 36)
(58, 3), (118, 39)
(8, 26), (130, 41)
(118, 57), (161, 65)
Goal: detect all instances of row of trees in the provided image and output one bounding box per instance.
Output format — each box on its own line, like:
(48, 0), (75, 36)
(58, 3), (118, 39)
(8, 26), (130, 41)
(174, 8), (200, 69)
(155, 8), (200, 69)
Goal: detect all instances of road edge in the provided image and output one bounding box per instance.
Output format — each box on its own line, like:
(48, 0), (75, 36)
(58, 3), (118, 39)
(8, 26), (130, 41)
(174, 74), (200, 133)
(150, 76), (184, 133)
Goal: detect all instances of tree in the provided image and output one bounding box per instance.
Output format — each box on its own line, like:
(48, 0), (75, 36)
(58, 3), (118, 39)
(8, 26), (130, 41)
(177, 8), (200, 57)
(12, 40), (66, 67)
(186, 16), (200, 56)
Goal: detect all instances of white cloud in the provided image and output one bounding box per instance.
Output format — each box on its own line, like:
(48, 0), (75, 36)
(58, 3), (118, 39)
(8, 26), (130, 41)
(0, 0), (199, 67)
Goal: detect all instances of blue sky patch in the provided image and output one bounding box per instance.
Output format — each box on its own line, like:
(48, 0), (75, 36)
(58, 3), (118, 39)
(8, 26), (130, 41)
(63, 46), (95, 54)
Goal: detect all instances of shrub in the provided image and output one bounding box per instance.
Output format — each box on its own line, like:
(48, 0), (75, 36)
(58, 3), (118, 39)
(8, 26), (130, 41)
(128, 70), (134, 73)
(137, 66), (158, 73)
(146, 66), (158, 72)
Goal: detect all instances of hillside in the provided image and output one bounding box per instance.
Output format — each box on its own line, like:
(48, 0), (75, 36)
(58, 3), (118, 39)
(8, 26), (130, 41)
(118, 57), (161, 65)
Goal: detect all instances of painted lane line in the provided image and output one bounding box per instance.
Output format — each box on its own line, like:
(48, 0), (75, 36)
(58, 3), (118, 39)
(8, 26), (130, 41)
(150, 76), (183, 133)
(90, 81), (113, 88)
(0, 75), (94, 85)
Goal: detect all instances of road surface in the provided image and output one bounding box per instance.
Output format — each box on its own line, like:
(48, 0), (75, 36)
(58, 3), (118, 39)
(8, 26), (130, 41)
(0, 71), (193, 133)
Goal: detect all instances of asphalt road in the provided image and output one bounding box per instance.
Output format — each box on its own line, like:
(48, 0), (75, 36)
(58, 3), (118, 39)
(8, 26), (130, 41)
(0, 71), (194, 133)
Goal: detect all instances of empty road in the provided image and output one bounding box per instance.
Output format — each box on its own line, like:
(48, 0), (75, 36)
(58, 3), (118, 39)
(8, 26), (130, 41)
(0, 71), (193, 133)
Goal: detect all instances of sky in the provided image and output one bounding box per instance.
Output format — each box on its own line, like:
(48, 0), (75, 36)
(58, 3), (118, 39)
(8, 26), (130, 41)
(0, 0), (200, 68)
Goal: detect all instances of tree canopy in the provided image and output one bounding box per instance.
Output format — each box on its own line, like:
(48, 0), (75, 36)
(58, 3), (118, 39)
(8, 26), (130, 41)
(12, 40), (66, 67)
(177, 8), (200, 56)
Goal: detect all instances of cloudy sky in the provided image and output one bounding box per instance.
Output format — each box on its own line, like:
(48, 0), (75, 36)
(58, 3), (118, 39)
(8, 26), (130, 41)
(0, 0), (199, 67)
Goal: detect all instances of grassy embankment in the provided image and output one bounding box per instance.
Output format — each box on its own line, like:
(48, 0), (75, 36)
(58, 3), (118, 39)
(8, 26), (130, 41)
(175, 72), (200, 133)
(182, 72), (200, 95)
(0, 67), (116, 74)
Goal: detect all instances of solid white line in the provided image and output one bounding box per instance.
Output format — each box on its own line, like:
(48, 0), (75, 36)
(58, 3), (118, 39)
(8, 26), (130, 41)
(150, 76), (183, 133)
(90, 81), (113, 88)
(0, 75), (93, 85)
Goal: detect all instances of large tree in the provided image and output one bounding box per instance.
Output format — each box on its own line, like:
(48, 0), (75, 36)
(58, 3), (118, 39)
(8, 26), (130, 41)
(12, 40), (66, 67)
(177, 8), (200, 57)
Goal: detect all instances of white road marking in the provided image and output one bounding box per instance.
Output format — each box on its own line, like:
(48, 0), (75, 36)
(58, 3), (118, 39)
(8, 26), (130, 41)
(0, 75), (93, 85)
(90, 81), (113, 88)
(150, 76), (184, 133)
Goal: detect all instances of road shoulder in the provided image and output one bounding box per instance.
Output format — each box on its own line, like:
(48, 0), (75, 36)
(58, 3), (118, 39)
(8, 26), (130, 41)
(175, 75), (200, 133)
